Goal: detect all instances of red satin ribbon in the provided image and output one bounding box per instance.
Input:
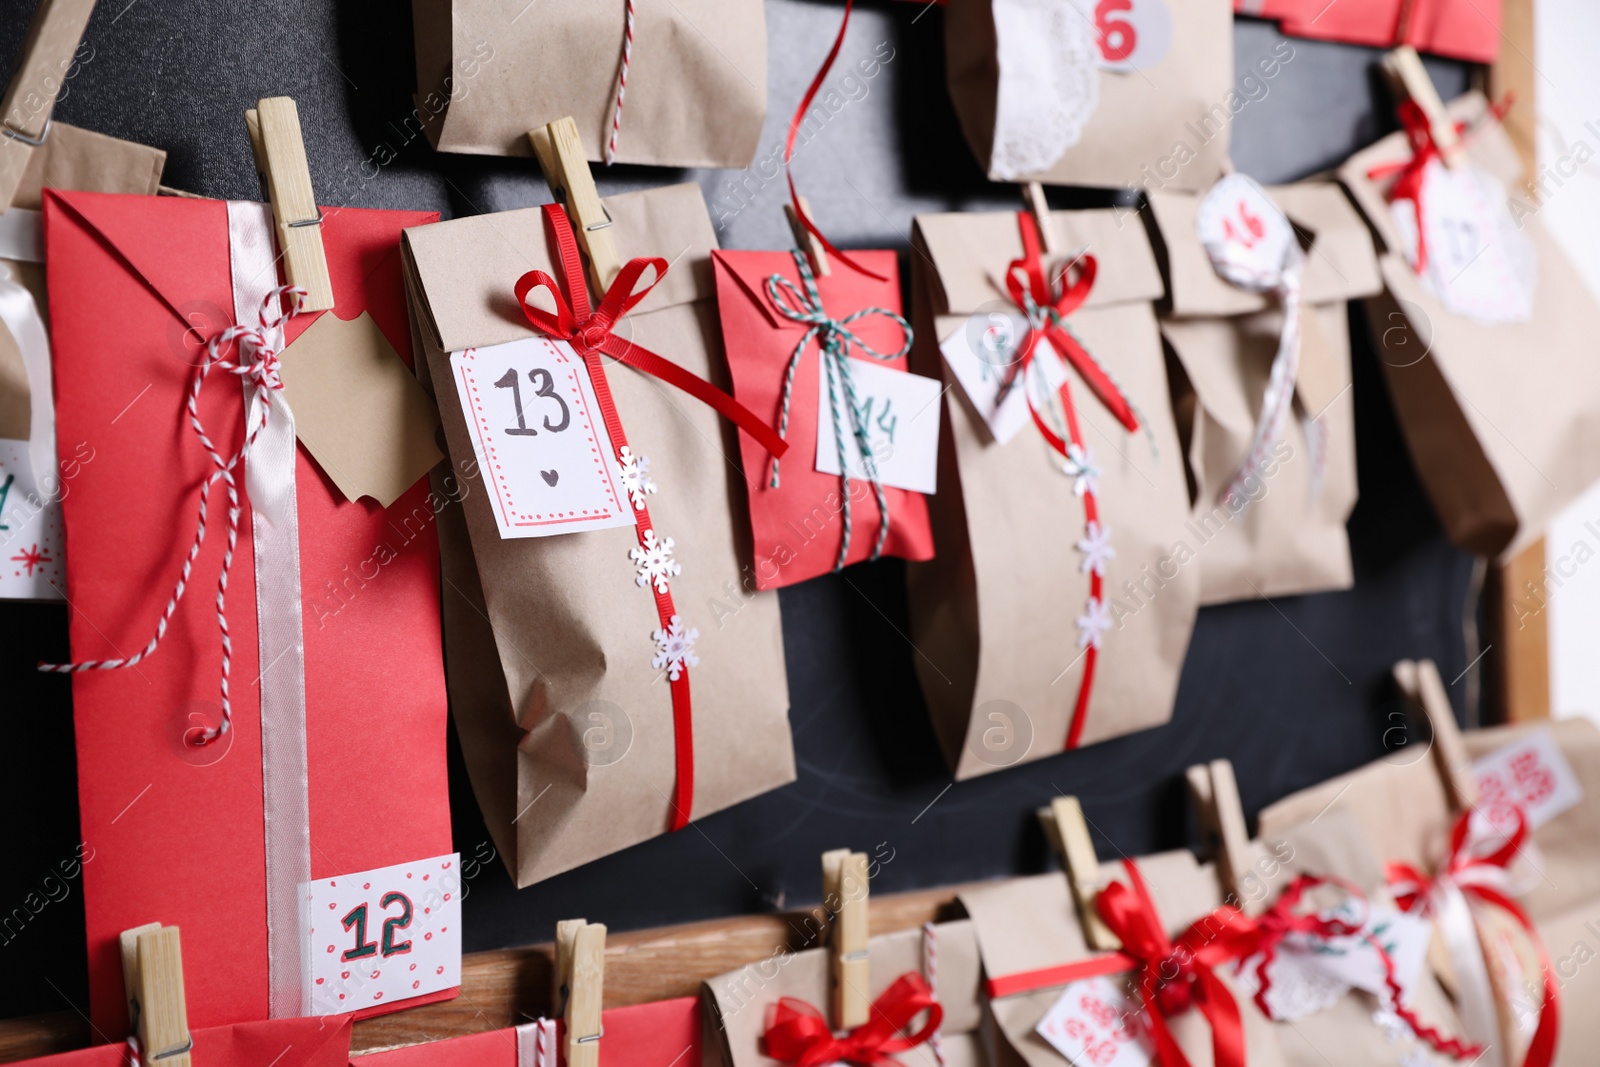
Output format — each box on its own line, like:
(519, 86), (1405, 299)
(1095, 859), (1257, 1067)
(783, 0), (885, 281)
(513, 204), (787, 832)
(763, 972), (944, 1067)
(1387, 808), (1559, 1067)
(1003, 211), (1141, 751)
(1251, 875), (1480, 1060)
(1368, 95), (1515, 274)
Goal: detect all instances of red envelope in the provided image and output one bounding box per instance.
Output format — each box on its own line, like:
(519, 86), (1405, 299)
(1274, 0), (1502, 64)
(712, 250), (934, 590)
(19, 1016), (351, 1067)
(352, 997), (700, 1066)
(44, 191), (452, 1033)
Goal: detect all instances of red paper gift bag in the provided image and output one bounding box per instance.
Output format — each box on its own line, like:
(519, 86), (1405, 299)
(17, 1017), (352, 1067)
(712, 249), (935, 590)
(1259, 0), (1503, 64)
(44, 190), (454, 1033)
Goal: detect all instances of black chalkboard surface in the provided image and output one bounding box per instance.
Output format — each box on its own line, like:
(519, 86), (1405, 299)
(0, 0), (1478, 1017)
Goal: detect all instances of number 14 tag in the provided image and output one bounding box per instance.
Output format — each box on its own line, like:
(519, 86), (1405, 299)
(450, 336), (637, 540)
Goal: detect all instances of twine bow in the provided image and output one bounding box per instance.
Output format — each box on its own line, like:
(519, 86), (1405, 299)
(765, 249), (911, 570)
(1387, 807), (1559, 1067)
(39, 286), (307, 745)
(763, 972), (943, 1067)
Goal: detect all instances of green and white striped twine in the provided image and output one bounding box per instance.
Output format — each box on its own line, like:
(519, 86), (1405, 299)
(764, 251), (912, 570)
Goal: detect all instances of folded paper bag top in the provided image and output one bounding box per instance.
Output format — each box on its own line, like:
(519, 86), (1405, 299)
(404, 182), (794, 887)
(44, 189), (453, 1032)
(1147, 181), (1380, 605)
(907, 207), (1198, 775)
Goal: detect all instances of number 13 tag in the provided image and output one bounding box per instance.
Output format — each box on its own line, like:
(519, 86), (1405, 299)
(450, 336), (637, 540)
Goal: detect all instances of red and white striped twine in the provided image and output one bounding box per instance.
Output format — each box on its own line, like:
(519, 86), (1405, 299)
(124, 1034), (140, 1067)
(921, 921), (946, 1067)
(604, 0), (638, 165)
(38, 286), (306, 747)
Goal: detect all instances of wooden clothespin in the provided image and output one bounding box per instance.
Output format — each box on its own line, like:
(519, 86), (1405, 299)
(1038, 796), (1120, 950)
(554, 918), (606, 1067)
(1023, 182), (1058, 256)
(529, 117), (622, 296)
(1393, 658), (1479, 812)
(1383, 46), (1466, 169)
(0, 0), (96, 209)
(1186, 759), (1260, 916)
(784, 195), (831, 278)
(245, 97), (335, 311)
(120, 923), (191, 1067)
(821, 848), (870, 1030)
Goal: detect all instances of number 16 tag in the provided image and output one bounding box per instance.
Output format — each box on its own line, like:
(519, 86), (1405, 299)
(450, 336), (637, 540)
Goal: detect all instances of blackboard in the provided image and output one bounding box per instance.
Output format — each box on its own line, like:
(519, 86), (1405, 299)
(0, 0), (1479, 1016)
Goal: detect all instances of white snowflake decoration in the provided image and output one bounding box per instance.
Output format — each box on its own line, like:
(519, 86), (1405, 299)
(630, 529), (681, 594)
(652, 614), (700, 681)
(1076, 596), (1112, 650)
(1062, 443), (1100, 497)
(1075, 520), (1115, 577)
(617, 446), (657, 510)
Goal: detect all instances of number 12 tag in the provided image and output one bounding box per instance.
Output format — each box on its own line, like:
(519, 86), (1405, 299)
(450, 336), (637, 540)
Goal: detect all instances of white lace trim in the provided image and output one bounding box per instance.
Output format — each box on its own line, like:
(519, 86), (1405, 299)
(989, 0), (1100, 180)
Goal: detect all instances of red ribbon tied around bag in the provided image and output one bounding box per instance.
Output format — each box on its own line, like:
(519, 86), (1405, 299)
(1387, 807), (1559, 1067)
(763, 972), (943, 1067)
(512, 204), (786, 832)
(1095, 860), (1258, 1067)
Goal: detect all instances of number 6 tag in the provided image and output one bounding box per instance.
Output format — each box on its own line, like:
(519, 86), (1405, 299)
(1076, 0), (1172, 72)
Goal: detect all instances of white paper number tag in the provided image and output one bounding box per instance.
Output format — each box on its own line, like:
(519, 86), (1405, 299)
(1197, 174), (1297, 291)
(940, 314), (1032, 445)
(450, 337), (636, 540)
(0, 443), (64, 600)
(1391, 158), (1536, 324)
(814, 358), (942, 495)
(1073, 0), (1172, 72)
(1036, 975), (1153, 1067)
(303, 852), (462, 1015)
(1472, 728), (1583, 830)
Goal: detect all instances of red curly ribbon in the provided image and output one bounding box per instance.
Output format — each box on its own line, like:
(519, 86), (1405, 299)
(763, 972), (943, 1067)
(514, 204), (786, 832)
(1387, 807), (1559, 1067)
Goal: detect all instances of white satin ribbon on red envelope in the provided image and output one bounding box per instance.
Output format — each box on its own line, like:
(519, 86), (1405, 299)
(224, 201), (313, 1019)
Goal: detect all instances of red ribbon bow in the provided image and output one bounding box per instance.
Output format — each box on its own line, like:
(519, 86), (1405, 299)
(1387, 807), (1559, 1067)
(763, 972), (943, 1067)
(1095, 860), (1258, 1067)
(512, 204), (785, 832)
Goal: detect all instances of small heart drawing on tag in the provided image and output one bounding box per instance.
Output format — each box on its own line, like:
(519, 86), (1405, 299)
(341, 971), (350, 980)
(436, 966), (445, 975)
(541, 469), (559, 486)
(371, 970), (380, 979)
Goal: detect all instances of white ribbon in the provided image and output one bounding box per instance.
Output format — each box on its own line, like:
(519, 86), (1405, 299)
(516, 1018), (560, 1067)
(224, 201), (312, 1018)
(1426, 874), (1506, 1067)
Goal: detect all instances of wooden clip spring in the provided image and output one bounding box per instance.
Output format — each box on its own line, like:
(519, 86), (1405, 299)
(529, 117), (622, 296)
(1394, 658), (1479, 812)
(1383, 46), (1466, 169)
(0, 0), (96, 208)
(1038, 796), (1120, 950)
(245, 97), (335, 311)
(784, 195), (831, 278)
(555, 918), (606, 1067)
(120, 923), (191, 1067)
(821, 848), (870, 1029)
(1186, 759), (1259, 915)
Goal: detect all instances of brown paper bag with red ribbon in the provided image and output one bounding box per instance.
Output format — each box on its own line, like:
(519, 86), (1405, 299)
(403, 182), (795, 887)
(944, 0), (1236, 191)
(1147, 180), (1380, 605)
(1341, 91), (1600, 558)
(703, 920), (986, 1067)
(907, 207), (1198, 777)
(411, 0), (765, 168)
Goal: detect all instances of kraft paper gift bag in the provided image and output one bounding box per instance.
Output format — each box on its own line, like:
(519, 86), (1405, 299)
(352, 996), (700, 1066)
(1148, 178), (1380, 605)
(1341, 91), (1600, 559)
(411, 0), (765, 168)
(944, 0), (1236, 191)
(960, 851), (1287, 1067)
(45, 190), (455, 1032)
(17, 1017), (351, 1067)
(704, 920), (985, 1066)
(907, 207), (1197, 777)
(711, 248), (937, 590)
(404, 182), (795, 888)
(0, 0), (166, 600)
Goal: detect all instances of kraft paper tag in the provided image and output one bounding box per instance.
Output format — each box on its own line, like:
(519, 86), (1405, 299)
(278, 311), (444, 508)
(814, 357), (942, 495)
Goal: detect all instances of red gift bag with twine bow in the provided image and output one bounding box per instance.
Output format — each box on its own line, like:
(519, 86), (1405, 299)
(404, 183), (795, 888)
